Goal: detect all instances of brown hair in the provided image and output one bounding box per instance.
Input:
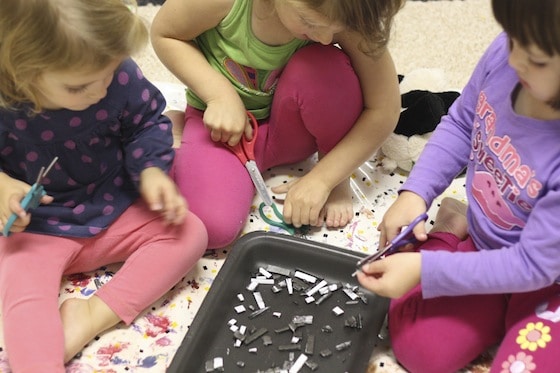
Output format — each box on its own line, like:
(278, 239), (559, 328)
(289, 0), (405, 57)
(0, 0), (148, 112)
(492, 0), (560, 109)
(492, 0), (560, 56)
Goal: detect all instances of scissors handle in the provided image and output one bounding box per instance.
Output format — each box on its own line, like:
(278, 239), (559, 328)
(224, 112), (259, 163)
(355, 212), (428, 269)
(241, 112), (258, 160)
(2, 184), (46, 237)
(259, 202), (295, 235)
(387, 212), (428, 251)
(2, 157), (58, 237)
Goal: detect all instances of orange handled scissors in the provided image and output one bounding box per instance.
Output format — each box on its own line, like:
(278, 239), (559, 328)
(223, 112), (273, 207)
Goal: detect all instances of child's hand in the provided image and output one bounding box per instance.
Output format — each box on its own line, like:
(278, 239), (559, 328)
(0, 173), (53, 234)
(139, 167), (187, 225)
(272, 176), (329, 228)
(378, 191), (428, 251)
(203, 100), (253, 147)
(356, 252), (421, 298)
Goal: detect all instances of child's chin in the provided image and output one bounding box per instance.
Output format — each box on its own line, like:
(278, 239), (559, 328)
(67, 103), (96, 111)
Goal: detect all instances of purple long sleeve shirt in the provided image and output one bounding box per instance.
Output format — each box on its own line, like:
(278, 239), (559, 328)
(0, 59), (174, 237)
(402, 33), (560, 298)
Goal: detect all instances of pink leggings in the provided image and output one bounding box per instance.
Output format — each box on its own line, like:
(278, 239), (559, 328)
(173, 44), (363, 249)
(0, 201), (208, 372)
(389, 232), (560, 373)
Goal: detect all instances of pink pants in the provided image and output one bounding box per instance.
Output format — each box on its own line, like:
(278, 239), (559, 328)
(389, 232), (560, 373)
(0, 201), (208, 373)
(173, 44), (363, 248)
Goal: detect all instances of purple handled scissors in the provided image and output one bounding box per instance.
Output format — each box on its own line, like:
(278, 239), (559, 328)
(355, 212), (429, 272)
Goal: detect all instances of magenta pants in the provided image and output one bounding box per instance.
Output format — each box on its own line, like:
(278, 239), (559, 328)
(0, 201), (208, 372)
(389, 232), (560, 373)
(172, 43), (363, 249)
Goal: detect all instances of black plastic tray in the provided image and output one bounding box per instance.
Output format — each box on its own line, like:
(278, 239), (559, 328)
(168, 231), (389, 372)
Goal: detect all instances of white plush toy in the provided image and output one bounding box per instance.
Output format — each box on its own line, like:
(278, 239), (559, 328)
(380, 131), (432, 173)
(379, 68), (460, 173)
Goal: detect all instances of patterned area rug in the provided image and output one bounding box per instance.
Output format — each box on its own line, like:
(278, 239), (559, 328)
(0, 82), (488, 372)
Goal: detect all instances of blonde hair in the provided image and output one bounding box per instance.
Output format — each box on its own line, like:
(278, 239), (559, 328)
(288, 0), (405, 57)
(0, 0), (148, 112)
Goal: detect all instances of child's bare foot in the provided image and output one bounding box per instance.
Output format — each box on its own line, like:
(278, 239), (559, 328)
(430, 197), (468, 239)
(321, 180), (353, 228)
(61, 296), (121, 363)
(164, 110), (185, 148)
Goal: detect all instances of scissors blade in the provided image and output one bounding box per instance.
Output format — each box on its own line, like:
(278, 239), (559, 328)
(351, 241), (400, 277)
(42, 156), (58, 177)
(355, 243), (394, 269)
(245, 160), (273, 206)
(35, 156), (59, 185)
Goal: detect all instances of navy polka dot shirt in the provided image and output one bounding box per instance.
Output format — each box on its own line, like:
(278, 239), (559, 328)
(0, 59), (174, 237)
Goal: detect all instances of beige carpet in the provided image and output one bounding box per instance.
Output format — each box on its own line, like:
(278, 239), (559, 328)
(0, 1), (503, 373)
(135, 1), (501, 90)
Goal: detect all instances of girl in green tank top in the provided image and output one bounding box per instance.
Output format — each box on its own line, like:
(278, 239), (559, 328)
(152, 0), (405, 248)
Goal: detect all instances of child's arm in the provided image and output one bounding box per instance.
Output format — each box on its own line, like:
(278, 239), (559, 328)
(0, 172), (53, 234)
(116, 60), (185, 223)
(282, 32), (401, 227)
(151, 0), (250, 146)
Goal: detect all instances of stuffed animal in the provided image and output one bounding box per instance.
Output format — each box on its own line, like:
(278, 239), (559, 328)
(379, 69), (460, 173)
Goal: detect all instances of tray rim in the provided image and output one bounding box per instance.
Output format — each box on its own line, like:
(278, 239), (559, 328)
(167, 231), (386, 372)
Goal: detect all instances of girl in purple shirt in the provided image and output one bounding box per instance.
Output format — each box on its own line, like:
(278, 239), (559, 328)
(358, 0), (560, 372)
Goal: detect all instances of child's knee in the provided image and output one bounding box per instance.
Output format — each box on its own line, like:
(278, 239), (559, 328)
(189, 208), (244, 249)
(286, 45), (356, 92)
(181, 211), (209, 250)
(205, 221), (241, 249)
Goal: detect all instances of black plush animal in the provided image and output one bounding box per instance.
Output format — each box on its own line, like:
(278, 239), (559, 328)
(379, 70), (460, 173)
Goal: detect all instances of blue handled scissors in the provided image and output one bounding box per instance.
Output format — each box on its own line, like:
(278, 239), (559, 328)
(354, 212), (428, 272)
(3, 157), (58, 237)
(223, 112), (273, 207)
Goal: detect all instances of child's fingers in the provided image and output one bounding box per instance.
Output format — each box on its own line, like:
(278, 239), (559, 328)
(271, 182), (290, 195)
(377, 227), (388, 250)
(165, 195), (186, 225)
(8, 196), (27, 219)
(40, 195), (54, 205)
(355, 266), (384, 294)
(243, 120), (254, 140)
(170, 198), (187, 225)
(359, 258), (384, 276)
(2, 211), (31, 234)
(158, 186), (188, 225)
(412, 223), (428, 242)
(141, 187), (162, 212)
(8, 217), (30, 233)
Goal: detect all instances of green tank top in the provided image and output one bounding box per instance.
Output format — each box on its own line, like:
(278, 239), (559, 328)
(186, 0), (309, 119)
